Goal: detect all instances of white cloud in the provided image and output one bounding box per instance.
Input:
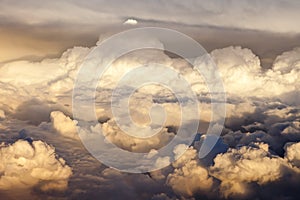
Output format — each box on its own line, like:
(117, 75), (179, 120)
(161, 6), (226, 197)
(210, 143), (300, 198)
(210, 46), (300, 98)
(0, 139), (72, 191)
(123, 18), (138, 25)
(50, 111), (79, 139)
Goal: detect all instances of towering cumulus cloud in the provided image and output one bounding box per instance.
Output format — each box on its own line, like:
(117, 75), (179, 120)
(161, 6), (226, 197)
(210, 46), (300, 98)
(0, 140), (72, 191)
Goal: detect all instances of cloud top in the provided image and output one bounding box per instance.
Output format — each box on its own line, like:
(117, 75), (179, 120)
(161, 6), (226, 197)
(0, 139), (72, 191)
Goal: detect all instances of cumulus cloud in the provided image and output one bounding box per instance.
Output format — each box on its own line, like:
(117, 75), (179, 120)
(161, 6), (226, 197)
(210, 46), (300, 98)
(0, 35), (299, 199)
(210, 143), (300, 198)
(285, 142), (300, 168)
(101, 118), (175, 152)
(167, 147), (213, 197)
(50, 111), (79, 139)
(0, 42), (297, 130)
(0, 46), (91, 117)
(273, 47), (300, 74)
(0, 139), (72, 191)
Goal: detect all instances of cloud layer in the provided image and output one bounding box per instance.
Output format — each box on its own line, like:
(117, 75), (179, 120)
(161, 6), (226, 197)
(0, 36), (299, 199)
(1, 0), (300, 34)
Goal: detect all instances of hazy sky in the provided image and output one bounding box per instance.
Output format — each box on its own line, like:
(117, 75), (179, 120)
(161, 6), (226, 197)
(1, 0), (300, 65)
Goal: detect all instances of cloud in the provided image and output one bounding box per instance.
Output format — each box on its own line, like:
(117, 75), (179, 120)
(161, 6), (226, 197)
(2, 0), (300, 65)
(101, 119), (175, 152)
(0, 46), (90, 86)
(72, 167), (166, 200)
(0, 46), (90, 116)
(166, 147), (213, 197)
(0, 139), (72, 191)
(50, 111), (79, 139)
(151, 193), (176, 200)
(123, 18), (138, 25)
(2, 0), (300, 34)
(13, 99), (53, 125)
(210, 143), (300, 198)
(210, 46), (300, 98)
(273, 47), (300, 74)
(281, 121), (300, 139)
(0, 35), (299, 199)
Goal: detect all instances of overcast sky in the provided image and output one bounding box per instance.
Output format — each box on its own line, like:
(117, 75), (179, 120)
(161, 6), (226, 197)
(1, 0), (300, 65)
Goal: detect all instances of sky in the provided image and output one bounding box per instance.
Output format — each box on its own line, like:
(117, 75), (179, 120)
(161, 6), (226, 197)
(1, 0), (300, 66)
(0, 1), (300, 200)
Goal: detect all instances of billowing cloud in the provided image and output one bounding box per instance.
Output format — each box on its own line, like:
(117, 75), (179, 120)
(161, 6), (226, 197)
(166, 147), (213, 197)
(0, 35), (299, 199)
(273, 47), (300, 74)
(101, 119), (175, 152)
(210, 46), (300, 98)
(210, 143), (300, 198)
(0, 139), (72, 191)
(285, 142), (300, 167)
(50, 111), (79, 139)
